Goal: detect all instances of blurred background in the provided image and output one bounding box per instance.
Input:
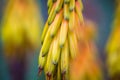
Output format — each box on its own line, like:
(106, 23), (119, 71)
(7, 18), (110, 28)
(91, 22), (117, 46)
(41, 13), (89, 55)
(0, 0), (115, 80)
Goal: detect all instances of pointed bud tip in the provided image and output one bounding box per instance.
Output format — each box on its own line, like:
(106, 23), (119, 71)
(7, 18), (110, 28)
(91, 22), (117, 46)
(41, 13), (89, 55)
(69, 8), (74, 12)
(42, 53), (46, 57)
(62, 70), (66, 75)
(48, 21), (52, 25)
(41, 41), (43, 45)
(52, 61), (57, 65)
(53, 0), (57, 3)
(38, 67), (43, 76)
(50, 34), (54, 38)
(64, 1), (70, 4)
(55, 10), (60, 13)
(62, 73), (66, 80)
(64, 17), (69, 21)
(60, 44), (64, 48)
(47, 72), (52, 78)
